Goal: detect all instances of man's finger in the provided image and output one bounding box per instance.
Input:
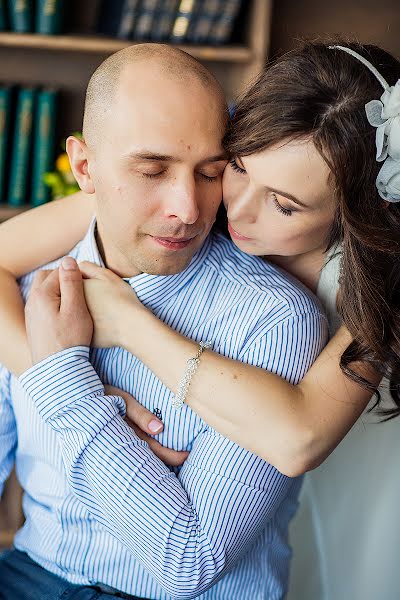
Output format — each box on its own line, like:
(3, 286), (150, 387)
(39, 268), (61, 296)
(59, 257), (87, 313)
(126, 419), (189, 467)
(79, 261), (120, 282)
(31, 270), (55, 291)
(105, 385), (164, 435)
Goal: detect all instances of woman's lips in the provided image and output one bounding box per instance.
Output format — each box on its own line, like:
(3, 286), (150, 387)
(228, 223), (253, 241)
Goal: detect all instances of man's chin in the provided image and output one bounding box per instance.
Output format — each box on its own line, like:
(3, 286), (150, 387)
(141, 255), (194, 276)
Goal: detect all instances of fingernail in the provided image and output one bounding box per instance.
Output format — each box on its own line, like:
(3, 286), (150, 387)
(61, 257), (77, 271)
(148, 419), (163, 434)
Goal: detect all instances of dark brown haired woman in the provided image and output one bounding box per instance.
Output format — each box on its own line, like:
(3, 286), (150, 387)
(0, 41), (399, 599)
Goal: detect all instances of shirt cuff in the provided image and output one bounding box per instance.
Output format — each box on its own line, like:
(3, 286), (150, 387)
(19, 346), (126, 422)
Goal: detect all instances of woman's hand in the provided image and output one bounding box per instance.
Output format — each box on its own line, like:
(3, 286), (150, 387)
(79, 261), (145, 348)
(104, 385), (189, 467)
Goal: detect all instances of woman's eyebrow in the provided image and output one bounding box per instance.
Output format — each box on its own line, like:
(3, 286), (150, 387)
(265, 186), (309, 208)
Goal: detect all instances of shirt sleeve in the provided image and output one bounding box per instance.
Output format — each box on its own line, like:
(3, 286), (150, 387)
(19, 311), (326, 599)
(0, 365), (17, 498)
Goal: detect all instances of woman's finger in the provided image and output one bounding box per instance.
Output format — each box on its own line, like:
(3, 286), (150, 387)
(104, 384), (163, 435)
(126, 419), (189, 467)
(79, 261), (120, 282)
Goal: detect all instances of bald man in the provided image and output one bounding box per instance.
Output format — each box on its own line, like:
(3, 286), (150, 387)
(0, 45), (326, 599)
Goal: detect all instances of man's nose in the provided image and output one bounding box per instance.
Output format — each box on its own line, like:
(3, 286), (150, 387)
(165, 177), (200, 225)
(227, 188), (257, 224)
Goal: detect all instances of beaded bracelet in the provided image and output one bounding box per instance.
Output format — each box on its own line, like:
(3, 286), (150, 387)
(171, 341), (212, 410)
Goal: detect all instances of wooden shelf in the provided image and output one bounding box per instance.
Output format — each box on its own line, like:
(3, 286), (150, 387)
(0, 205), (30, 222)
(0, 32), (252, 62)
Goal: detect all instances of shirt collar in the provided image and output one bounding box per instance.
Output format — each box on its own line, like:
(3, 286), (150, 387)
(77, 217), (213, 311)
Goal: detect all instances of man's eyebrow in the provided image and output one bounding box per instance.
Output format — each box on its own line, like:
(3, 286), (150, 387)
(123, 151), (228, 164)
(124, 152), (176, 162)
(266, 186), (309, 209)
(199, 153), (228, 164)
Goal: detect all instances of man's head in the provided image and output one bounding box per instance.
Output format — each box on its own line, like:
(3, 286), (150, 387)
(67, 44), (228, 277)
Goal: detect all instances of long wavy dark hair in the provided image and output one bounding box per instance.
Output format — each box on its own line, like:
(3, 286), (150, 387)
(223, 40), (400, 418)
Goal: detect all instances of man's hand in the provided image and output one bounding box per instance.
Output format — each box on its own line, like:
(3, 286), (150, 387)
(79, 261), (144, 348)
(25, 257), (93, 365)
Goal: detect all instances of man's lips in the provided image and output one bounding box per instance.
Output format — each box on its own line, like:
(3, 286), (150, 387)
(150, 235), (196, 250)
(228, 223), (253, 241)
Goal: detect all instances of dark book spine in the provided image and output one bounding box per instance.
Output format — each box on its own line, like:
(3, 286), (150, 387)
(169, 0), (196, 44)
(8, 87), (35, 207)
(150, 0), (178, 42)
(187, 0), (220, 44)
(209, 0), (242, 45)
(7, 0), (33, 32)
(0, 86), (12, 202)
(117, 0), (141, 39)
(35, 0), (65, 35)
(133, 0), (158, 40)
(96, 0), (125, 37)
(31, 89), (57, 207)
(0, 0), (8, 30)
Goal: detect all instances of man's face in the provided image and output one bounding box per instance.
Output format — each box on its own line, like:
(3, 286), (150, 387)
(88, 66), (227, 277)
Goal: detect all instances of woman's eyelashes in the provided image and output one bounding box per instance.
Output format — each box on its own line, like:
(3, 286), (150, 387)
(272, 194), (293, 217)
(229, 158), (246, 174)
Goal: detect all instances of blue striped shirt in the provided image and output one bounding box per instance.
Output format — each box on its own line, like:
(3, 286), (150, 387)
(1, 219), (327, 599)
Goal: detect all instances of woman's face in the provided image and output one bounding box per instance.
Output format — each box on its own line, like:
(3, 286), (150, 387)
(222, 139), (336, 258)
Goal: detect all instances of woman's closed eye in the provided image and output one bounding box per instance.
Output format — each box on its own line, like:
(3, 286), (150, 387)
(272, 194), (293, 217)
(230, 158), (247, 175)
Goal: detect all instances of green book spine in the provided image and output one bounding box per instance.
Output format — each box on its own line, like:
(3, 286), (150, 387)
(7, 0), (33, 32)
(35, 0), (64, 35)
(31, 89), (57, 207)
(8, 87), (35, 207)
(0, 86), (12, 202)
(0, 0), (7, 30)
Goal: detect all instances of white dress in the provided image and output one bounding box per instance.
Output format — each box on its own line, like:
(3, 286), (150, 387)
(287, 250), (400, 600)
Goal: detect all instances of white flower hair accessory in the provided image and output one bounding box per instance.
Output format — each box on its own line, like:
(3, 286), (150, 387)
(330, 45), (400, 202)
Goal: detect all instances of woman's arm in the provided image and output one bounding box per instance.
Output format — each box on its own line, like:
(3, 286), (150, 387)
(120, 311), (379, 476)
(79, 263), (381, 477)
(0, 191), (94, 374)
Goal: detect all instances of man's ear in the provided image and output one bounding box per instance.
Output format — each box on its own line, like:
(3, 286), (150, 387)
(66, 136), (95, 194)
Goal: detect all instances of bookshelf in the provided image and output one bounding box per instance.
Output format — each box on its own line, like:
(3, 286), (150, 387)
(0, 32), (253, 61)
(0, 0), (272, 222)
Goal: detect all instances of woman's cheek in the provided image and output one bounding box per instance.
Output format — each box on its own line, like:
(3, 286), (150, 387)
(222, 170), (246, 210)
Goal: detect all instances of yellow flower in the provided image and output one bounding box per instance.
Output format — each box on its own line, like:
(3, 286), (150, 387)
(56, 152), (72, 174)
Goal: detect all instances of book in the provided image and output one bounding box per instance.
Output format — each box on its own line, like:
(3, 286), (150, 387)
(169, 0), (196, 44)
(7, 0), (33, 33)
(8, 87), (35, 207)
(150, 0), (178, 42)
(0, 86), (12, 202)
(96, 0), (125, 37)
(133, 0), (158, 40)
(117, 0), (141, 39)
(31, 88), (57, 207)
(0, 0), (8, 30)
(187, 0), (220, 45)
(35, 0), (64, 35)
(209, 0), (242, 45)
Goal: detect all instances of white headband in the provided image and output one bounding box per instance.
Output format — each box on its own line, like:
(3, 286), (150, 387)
(329, 45), (400, 202)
